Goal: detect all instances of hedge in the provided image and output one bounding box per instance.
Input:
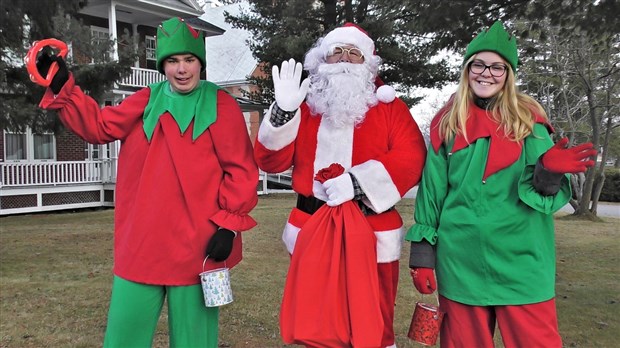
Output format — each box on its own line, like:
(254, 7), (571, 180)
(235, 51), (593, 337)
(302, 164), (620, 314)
(597, 168), (620, 202)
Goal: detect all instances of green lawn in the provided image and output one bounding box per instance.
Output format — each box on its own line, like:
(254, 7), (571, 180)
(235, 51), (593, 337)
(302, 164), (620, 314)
(0, 194), (618, 347)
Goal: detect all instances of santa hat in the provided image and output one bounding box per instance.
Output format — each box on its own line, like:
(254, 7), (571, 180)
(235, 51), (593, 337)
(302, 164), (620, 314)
(320, 23), (395, 103)
(156, 17), (206, 74)
(320, 23), (375, 60)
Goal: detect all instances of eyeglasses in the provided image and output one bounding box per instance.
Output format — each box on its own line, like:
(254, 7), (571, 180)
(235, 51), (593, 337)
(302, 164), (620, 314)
(469, 61), (508, 77)
(327, 46), (364, 63)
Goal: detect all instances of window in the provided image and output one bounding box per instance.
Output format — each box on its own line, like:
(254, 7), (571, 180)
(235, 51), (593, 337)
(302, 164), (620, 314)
(91, 26), (110, 62)
(3, 129), (55, 162)
(5, 133), (27, 160)
(84, 143), (111, 161)
(33, 134), (54, 160)
(146, 35), (156, 70)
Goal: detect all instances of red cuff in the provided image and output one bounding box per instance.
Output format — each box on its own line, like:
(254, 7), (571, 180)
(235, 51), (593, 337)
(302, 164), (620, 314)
(210, 209), (257, 232)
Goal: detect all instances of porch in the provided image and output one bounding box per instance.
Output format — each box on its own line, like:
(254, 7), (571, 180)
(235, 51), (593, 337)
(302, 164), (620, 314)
(1, 161), (291, 215)
(0, 160), (117, 216)
(117, 67), (165, 88)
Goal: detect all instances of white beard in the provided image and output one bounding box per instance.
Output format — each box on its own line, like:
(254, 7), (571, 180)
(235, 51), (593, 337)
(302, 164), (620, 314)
(306, 63), (378, 128)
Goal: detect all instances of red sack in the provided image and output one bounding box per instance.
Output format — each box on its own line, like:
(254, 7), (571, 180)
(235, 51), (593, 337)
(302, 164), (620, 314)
(279, 200), (384, 347)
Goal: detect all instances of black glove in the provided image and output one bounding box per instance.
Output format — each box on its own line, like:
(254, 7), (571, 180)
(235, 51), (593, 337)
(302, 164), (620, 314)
(532, 158), (564, 196)
(35, 48), (69, 94)
(205, 228), (235, 262)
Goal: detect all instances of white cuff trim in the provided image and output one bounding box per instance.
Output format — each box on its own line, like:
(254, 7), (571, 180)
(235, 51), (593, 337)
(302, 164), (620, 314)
(350, 160), (401, 213)
(257, 103), (301, 151)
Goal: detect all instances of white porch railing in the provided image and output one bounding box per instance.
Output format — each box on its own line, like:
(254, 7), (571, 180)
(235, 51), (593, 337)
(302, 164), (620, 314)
(0, 160), (115, 187)
(118, 67), (165, 88)
(0, 162), (293, 215)
(257, 170), (293, 195)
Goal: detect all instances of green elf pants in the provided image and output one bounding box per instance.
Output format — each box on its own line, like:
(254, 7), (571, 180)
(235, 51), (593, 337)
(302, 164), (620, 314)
(103, 276), (219, 347)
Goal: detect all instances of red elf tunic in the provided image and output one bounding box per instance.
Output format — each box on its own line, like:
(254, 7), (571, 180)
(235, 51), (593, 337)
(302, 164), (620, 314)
(40, 75), (258, 286)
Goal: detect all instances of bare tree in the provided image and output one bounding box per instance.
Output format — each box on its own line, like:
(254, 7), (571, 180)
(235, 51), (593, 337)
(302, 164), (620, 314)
(520, 21), (620, 218)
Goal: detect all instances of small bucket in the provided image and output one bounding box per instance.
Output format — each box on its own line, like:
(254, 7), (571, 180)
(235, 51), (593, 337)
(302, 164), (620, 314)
(199, 257), (233, 307)
(407, 302), (444, 346)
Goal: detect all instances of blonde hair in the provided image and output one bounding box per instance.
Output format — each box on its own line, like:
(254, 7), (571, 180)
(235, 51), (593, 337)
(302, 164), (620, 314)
(438, 55), (547, 143)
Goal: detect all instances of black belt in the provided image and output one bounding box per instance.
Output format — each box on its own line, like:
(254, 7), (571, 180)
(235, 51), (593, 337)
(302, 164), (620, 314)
(296, 194), (389, 216)
(296, 194), (326, 215)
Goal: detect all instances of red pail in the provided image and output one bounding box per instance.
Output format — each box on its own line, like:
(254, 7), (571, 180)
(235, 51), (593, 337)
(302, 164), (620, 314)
(407, 302), (444, 346)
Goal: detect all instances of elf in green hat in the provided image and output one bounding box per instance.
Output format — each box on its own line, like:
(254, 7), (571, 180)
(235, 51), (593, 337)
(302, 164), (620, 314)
(34, 17), (258, 347)
(405, 21), (596, 347)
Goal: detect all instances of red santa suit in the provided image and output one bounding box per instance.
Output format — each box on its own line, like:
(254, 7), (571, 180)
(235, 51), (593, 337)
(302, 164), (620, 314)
(254, 97), (427, 345)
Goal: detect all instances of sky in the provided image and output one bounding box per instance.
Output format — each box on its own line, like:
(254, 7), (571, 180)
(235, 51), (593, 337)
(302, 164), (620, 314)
(408, 48), (461, 128)
(409, 83), (457, 127)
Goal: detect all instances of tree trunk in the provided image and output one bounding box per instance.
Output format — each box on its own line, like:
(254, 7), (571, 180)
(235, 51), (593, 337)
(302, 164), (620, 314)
(591, 171), (606, 215)
(343, 0), (353, 23)
(322, 0), (338, 29)
(355, 0), (369, 23)
(575, 86), (601, 216)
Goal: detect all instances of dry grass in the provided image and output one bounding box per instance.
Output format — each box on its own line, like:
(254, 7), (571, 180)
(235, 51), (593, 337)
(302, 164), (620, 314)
(1, 194), (618, 347)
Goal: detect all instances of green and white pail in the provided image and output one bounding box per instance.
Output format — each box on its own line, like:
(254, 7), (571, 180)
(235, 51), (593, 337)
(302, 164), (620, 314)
(200, 257), (233, 307)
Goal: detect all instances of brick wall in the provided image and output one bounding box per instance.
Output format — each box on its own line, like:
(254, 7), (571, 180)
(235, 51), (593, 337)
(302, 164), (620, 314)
(55, 129), (85, 161)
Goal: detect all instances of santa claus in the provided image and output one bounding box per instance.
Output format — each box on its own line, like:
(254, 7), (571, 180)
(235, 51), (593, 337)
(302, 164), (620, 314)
(254, 23), (427, 347)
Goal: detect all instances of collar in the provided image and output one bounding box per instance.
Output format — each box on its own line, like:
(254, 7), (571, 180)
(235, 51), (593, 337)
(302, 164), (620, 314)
(430, 101), (552, 180)
(142, 80), (220, 142)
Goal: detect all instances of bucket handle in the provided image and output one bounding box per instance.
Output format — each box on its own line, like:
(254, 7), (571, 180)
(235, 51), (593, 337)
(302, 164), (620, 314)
(417, 290), (441, 320)
(202, 256), (227, 272)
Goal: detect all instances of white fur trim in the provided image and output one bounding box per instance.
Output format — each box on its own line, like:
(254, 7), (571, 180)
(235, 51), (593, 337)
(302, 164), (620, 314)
(349, 160), (401, 213)
(283, 222), (402, 262)
(314, 117), (354, 178)
(376, 227), (403, 263)
(282, 222), (301, 254)
(377, 85), (396, 103)
(320, 26), (375, 61)
(256, 103), (301, 151)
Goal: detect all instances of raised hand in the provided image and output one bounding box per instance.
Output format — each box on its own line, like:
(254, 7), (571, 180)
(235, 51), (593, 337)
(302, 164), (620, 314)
(542, 137), (597, 174)
(272, 58), (310, 111)
(35, 48), (68, 94)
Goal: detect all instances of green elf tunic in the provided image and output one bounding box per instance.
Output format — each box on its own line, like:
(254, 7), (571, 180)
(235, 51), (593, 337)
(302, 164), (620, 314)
(405, 102), (571, 306)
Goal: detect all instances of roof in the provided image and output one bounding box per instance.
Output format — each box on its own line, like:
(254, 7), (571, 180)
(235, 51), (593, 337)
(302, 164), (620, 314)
(80, 0), (225, 37)
(184, 17), (225, 36)
(200, 2), (258, 84)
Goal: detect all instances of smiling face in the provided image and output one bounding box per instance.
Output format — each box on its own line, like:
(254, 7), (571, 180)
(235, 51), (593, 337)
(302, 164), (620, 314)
(468, 51), (508, 99)
(163, 54), (202, 93)
(325, 44), (365, 64)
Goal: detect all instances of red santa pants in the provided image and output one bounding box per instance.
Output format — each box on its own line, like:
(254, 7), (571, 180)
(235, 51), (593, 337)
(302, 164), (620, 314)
(438, 295), (562, 348)
(378, 261), (399, 347)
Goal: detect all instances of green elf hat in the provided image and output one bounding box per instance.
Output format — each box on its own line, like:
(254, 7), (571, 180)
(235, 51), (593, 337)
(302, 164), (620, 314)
(156, 17), (206, 74)
(463, 21), (518, 72)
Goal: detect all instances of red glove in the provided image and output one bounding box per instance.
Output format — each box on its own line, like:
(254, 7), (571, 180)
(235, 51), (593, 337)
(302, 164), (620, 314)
(542, 137), (597, 174)
(410, 268), (436, 294)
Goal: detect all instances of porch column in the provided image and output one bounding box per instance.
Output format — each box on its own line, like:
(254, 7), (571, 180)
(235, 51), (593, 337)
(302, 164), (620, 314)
(108, 1), (119, 62)
(132, 23), (139, 67)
